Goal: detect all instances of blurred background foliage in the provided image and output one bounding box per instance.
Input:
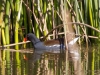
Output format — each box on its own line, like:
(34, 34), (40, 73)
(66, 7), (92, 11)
(0, 0), (100, 47)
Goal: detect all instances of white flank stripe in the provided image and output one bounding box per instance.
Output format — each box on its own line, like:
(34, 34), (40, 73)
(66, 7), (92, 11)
(68, 37), (79, 45)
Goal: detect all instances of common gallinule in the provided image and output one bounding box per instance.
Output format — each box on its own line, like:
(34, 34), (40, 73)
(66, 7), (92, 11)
(26, 33), (79, 62)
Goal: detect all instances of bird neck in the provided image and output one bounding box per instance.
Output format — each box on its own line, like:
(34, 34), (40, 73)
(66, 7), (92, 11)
(33, 40), (41, 45)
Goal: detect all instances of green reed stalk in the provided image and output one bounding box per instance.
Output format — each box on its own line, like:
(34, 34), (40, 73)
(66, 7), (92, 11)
(4, 0), (11, 75)
(0, 0), (6, 46)
(1, 28), (6, 60)
(98, 1), (100, 68)
(5, 0), (10, 46)
(74, 0), (80, 34)
(89, 0), (93, 27)
(15, 0), (19, 50)
(43, 0), (47, 35)
(84, 0), (89, 23)
(14, 0), (22, 75)
(23, 2), (28, 34)
(94, 0), (98, 37)
(75, 0), (84, 23)
(26, 0), (33, 33)
(99, 0), (100, 31)
(88, 0), (99, 42)
(0, 3), (6, 72)
(1, 29), (6, 75)
(0, 3), (1, 46)
(43, 0), (51, 37)
(34, 3), (39, 38)
(22, 2), (30, 48)
(84, 0), (89, 39)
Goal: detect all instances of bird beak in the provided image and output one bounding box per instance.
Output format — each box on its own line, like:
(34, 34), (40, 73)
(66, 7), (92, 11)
(23, 37), (27, 42)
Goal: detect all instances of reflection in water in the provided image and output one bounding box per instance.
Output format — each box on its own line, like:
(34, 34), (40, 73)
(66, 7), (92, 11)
(28, 52), (65, 75)
(0, 45), (100, 75)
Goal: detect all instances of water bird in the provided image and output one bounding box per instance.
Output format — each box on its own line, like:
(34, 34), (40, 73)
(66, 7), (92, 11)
(26, 33), (79, 62)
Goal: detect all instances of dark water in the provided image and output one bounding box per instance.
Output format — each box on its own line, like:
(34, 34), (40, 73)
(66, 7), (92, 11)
(0, 45), (100, 75)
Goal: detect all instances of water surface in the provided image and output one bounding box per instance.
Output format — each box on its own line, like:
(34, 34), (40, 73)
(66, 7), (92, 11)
(0, 45), (100, 75)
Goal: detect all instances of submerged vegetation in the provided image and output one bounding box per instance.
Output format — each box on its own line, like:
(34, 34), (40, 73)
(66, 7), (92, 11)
(0, 0), (100, 75)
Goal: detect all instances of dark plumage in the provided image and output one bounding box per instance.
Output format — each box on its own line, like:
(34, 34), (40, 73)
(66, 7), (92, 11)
(27, 33), (79, 62)
(27, 33), (65, 62)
